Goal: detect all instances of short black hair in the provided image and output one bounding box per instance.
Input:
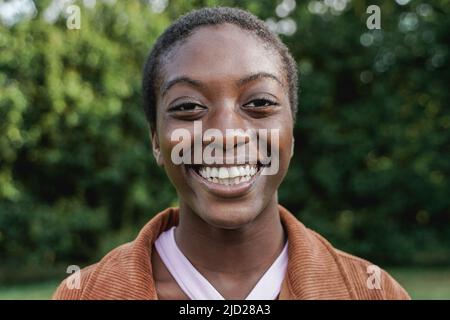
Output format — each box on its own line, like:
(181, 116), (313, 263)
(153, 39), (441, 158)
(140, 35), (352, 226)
(142, 6), (298, 130)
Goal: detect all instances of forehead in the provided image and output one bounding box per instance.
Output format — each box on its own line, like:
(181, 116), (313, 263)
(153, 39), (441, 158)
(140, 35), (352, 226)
(160, 23), (284, 86)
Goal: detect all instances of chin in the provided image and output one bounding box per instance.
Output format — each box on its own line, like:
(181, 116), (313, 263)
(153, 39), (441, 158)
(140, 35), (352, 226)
(195, 201), (263, 230)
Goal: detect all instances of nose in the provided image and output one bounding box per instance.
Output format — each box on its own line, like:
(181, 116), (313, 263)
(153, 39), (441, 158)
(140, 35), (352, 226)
(203, 101), (257, 163)
(207, 100), (244, 143)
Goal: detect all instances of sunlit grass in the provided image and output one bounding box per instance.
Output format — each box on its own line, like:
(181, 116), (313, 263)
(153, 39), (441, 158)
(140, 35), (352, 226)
(0, 280), (59, 300)
(387, 268), (450, 300)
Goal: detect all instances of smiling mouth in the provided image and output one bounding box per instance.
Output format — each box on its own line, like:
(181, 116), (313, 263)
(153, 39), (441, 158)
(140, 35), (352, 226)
(190, 163), (263, 185)
(185, 160), (270, 198)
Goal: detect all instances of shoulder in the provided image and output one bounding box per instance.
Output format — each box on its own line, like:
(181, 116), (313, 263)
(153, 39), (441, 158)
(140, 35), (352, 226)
(52, 263), (98, 300)
(308, 229), (411, 300)
(52, 208), (178, 300)
(52, 242), (133, 300)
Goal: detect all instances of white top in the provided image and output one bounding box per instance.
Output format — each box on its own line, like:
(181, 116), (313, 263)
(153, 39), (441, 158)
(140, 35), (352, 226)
(154, 226), (288, 300)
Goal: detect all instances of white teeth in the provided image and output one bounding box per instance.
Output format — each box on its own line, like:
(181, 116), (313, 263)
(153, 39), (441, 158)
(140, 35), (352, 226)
(196, 165), (259, 185)
(218, 167), (229, 179)
(229, 167), (240, 178)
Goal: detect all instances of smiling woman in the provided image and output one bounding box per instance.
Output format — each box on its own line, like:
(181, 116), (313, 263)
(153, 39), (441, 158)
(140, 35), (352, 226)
(52, 6), (410, 300)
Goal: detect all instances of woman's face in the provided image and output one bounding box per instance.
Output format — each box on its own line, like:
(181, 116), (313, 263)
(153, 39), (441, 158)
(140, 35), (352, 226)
(152, 23), (294, 229)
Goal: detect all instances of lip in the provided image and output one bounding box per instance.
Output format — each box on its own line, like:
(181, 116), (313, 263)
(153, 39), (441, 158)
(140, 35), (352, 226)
(186, 165), (262, 198)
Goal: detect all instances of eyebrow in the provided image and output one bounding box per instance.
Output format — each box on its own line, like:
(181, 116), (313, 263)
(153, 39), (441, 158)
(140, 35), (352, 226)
(160, 72), (283, 97)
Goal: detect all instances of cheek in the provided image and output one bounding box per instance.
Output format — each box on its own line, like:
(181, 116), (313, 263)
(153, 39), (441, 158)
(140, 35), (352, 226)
(266, 114), (293, 161)
(157, 127), (186, 182)
(272, 125), (293, 177)
(157, 124), (197, 191)
(158, 121), (192, 163)
(159, 130), (175, 164)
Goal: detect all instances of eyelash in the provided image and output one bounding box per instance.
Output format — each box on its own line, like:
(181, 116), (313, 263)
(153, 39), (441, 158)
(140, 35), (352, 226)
(169, 98), (279, 112)
(243, 98), (279, 108)
(168, 103), (206, 112)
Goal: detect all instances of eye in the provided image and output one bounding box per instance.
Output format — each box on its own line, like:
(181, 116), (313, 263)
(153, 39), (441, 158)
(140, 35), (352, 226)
(243, 98), (279, 108)
(168, 103), (206, 112)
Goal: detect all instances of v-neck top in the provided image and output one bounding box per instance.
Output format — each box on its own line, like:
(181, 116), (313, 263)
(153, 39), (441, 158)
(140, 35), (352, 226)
(155, 226), (288, 300)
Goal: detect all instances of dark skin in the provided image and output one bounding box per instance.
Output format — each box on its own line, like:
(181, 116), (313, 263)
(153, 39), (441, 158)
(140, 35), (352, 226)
(150, 23), (294, 300)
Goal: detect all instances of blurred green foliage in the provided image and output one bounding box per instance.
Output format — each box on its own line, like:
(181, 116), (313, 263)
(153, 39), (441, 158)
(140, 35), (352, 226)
(0, 0), (449, 282)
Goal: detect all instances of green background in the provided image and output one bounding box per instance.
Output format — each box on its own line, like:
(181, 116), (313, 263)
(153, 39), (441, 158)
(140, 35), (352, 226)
(0, 0), (449, 299)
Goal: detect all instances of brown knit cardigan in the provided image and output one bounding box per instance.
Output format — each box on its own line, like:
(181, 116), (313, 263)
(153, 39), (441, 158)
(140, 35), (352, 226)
(52, 205), (410, 300)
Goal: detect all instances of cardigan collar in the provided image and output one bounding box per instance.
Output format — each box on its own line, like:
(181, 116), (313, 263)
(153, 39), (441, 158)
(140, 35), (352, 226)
(81, 205), (354, 299)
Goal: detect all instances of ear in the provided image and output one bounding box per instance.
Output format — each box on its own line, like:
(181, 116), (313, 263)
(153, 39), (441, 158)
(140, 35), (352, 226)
(290, 138), (295, 159)
(150, 128), (164, 167)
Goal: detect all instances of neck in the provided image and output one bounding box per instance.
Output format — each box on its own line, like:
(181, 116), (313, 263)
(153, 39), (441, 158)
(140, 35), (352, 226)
(175, 197), (286, 275)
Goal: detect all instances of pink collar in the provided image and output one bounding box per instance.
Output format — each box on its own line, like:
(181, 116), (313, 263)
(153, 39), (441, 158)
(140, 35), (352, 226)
(155, 226), (288, 300)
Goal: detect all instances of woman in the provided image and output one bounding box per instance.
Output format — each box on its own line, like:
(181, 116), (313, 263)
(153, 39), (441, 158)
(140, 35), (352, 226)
(53, 7), (409, 300)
